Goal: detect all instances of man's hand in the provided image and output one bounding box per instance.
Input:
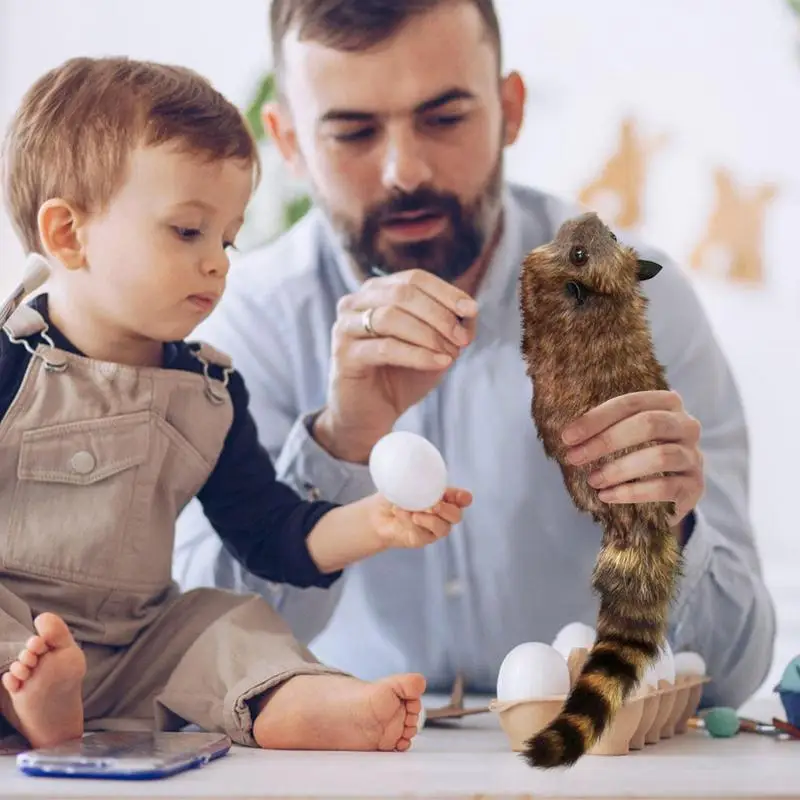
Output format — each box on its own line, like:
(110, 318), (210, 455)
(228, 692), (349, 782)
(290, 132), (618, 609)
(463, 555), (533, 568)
(560, 390), (704, 526)
(313, 270), (479, 463)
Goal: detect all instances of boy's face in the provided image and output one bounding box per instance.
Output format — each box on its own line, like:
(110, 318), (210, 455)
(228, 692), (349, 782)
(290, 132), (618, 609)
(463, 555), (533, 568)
(72, 143), (253, 344)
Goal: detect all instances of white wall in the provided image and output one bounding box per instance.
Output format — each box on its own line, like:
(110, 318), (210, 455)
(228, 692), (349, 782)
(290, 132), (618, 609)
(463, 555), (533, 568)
(1, 0), (797, 697)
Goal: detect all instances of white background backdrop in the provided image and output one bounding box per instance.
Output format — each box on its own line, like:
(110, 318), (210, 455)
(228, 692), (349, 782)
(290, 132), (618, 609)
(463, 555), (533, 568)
(1, 0), (797, 698)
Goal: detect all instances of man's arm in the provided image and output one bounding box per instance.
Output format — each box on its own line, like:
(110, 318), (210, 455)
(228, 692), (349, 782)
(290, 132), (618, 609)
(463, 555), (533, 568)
(648, 258), (776, 709)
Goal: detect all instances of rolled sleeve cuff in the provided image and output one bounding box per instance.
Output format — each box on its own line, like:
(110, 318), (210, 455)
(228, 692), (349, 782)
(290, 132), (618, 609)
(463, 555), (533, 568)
(275, 411), (376, 504)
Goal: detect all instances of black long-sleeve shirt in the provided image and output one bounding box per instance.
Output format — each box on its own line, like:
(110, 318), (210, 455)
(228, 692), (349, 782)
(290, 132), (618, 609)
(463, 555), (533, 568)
(0, 295), (341, 589)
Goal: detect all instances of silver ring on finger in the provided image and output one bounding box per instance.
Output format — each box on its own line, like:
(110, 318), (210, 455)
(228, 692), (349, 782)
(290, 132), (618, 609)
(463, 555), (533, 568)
(362, 307), (378, 337)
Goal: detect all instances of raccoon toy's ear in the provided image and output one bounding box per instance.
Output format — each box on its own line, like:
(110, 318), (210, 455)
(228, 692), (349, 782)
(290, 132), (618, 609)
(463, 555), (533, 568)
(637, 259), (663, 281)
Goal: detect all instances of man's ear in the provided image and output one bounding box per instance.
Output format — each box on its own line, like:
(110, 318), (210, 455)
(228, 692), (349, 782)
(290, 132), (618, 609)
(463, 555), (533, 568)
(37, 199), (87, 270)
(262, 101), (306, 179)
(637, 259), (663, 281)
(500, 70), (526, 147)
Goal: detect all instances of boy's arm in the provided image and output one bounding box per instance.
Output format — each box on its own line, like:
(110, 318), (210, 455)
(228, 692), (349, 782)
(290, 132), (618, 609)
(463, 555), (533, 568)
(196, 367), (349, 589)
(197, 368), (453, 588)
(305, 501), (386, 574)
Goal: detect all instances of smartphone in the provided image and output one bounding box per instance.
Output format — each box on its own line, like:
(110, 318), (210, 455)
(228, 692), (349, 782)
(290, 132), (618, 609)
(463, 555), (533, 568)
(16, 730), (231, 781)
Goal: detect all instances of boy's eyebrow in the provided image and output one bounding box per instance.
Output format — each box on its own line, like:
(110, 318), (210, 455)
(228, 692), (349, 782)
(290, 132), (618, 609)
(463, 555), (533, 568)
(172, 199), (214, 212)
(319, 87), (477, 124)
(171, 200), (243, 226)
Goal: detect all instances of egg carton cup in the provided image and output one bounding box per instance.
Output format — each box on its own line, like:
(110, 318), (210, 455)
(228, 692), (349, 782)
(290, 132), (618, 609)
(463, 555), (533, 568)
(490, 647), (710, 757)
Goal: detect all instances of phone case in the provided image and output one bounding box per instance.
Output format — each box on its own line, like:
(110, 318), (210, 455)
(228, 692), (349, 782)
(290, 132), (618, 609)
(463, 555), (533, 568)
(16, 730), (232, 780)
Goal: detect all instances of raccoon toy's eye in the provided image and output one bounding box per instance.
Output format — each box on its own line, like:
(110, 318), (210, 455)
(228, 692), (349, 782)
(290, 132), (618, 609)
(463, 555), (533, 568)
(609, 231), (618, 242)
(565, 280), (587, 306)
(569, 246), (588, 267)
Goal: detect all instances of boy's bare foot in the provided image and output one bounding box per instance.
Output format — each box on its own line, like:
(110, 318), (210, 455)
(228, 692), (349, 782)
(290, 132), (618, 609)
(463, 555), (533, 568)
(0, 613), (86, 748)
(253, 672), (425, 752)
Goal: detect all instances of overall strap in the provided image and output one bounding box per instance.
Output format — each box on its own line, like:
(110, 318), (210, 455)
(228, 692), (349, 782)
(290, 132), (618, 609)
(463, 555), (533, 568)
(3, 304), (47, 339)
(3, 304), (68, 373)
(191, 342), (235, 405)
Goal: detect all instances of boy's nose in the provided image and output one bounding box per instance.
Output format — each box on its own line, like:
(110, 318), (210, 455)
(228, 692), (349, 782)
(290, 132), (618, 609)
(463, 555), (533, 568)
(201, 251), (230, 278)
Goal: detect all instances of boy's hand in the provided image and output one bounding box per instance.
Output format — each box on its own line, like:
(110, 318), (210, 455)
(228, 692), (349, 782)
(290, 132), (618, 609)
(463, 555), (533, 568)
(306, 488), (473, 574)
(370, 488), (473, 550)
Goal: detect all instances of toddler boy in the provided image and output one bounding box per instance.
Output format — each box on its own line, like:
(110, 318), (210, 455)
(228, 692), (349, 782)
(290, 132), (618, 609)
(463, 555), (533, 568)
(0, 57), (471, 752)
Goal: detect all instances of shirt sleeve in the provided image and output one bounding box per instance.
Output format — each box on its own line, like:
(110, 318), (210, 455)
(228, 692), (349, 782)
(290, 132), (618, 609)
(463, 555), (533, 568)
(644, 249), (776, 710)
(196, 367), (342, 590)
(275, 409), (377, 504)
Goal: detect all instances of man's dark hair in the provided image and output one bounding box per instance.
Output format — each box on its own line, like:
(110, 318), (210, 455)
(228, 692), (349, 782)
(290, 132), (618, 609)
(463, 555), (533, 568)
(269, 0), (502, 84)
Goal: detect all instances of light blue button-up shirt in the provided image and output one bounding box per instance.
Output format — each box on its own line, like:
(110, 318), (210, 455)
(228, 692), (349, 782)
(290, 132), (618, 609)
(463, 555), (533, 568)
(173, 182), (775, 708)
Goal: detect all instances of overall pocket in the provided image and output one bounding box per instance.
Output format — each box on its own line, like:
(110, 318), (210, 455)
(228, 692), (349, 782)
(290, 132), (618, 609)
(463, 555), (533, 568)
(3, 411), (151, 587)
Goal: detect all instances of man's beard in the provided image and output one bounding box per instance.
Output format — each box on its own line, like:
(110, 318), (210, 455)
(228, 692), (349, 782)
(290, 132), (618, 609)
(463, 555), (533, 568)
(320, 152), (504, 283)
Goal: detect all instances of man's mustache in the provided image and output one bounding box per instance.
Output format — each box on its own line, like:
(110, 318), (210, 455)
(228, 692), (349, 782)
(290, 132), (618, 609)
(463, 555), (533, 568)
(370, 190), (459, 223)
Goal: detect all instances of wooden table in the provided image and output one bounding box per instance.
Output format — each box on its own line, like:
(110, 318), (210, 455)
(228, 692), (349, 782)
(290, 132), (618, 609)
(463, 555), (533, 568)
(1, 695), (796, 799)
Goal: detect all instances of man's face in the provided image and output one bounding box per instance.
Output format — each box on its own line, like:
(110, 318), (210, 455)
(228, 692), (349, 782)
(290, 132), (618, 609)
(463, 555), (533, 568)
(272, 2), (524, 281)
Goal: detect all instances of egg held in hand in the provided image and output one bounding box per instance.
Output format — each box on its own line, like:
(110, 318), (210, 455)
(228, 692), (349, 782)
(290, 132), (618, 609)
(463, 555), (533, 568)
(496, 642), (572, 702)
(368, 431), (448, 511)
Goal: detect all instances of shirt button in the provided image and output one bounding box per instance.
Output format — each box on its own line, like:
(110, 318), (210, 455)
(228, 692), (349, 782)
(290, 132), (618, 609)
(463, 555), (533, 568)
(70, 450), (96, 475)
(445, 579), (463, 597)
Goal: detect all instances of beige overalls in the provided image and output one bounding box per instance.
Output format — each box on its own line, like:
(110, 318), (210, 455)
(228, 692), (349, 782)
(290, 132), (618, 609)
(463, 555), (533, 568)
(0, 305), (342, 745)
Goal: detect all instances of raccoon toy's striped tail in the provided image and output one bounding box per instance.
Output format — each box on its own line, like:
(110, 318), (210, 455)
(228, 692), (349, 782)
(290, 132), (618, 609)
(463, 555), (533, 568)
(522, 526), (683, 768)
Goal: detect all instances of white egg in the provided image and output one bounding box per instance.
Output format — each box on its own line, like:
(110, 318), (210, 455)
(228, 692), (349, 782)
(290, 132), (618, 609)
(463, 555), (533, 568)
(496, 642), (571, 701)
(642, 639), (675, 686)
(552, 621), (596, 658)
(674, 651), (706, 677)
(368, 431), (447, 511)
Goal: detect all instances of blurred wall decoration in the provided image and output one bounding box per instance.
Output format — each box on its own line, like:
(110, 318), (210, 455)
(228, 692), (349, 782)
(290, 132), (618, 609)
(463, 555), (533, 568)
(688, 169), (777, 286)
(578, 116), (669, 230)
(576, 117), (777, 288)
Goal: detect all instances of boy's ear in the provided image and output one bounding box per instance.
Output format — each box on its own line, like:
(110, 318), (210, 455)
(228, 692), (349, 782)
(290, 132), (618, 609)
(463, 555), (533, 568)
(262, 101), (306, 179)
(37, 199), (86, 270)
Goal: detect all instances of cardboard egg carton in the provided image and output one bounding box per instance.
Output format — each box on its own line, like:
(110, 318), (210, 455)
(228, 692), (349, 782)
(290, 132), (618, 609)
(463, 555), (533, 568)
(489, 647), (709, 756)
